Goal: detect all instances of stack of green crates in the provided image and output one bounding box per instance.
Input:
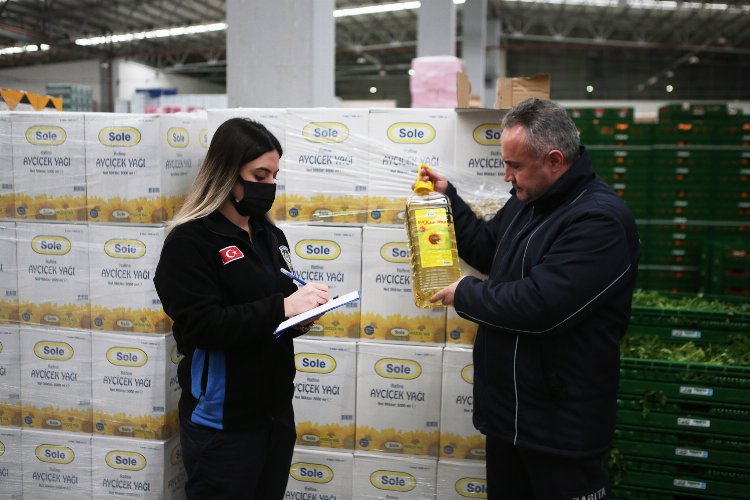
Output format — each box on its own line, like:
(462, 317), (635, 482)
(570, 104), (749, 295)
(612, 292), (750, 498)
(701, 241), (750, 297)
(45, 82), (94, 111)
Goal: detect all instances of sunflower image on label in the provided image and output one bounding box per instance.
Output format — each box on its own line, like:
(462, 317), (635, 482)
(414, 208), (453, 268)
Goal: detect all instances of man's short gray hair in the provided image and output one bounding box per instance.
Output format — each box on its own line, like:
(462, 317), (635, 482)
(501, 98), (581, 164)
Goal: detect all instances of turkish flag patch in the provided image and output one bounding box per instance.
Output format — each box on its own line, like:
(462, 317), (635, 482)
(219, 245), (244, 265)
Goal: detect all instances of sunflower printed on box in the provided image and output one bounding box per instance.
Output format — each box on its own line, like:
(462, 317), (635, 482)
(0, 324), (21, 427)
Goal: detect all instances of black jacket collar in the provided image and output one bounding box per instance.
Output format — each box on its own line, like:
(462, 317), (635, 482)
(203, 211), (270, 240)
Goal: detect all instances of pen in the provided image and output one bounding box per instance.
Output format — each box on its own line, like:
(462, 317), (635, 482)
(280, 267), (307, 286)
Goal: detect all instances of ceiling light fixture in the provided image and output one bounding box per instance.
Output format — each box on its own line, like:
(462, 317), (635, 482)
(75, 22), (226, 46)
(0, 43), (50, 56)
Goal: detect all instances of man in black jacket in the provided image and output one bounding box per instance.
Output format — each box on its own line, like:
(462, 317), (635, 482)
(425, 98), (640, 499)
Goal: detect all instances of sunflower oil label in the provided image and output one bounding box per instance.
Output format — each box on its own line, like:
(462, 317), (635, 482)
(89, 224), (170, 334)
(20, 327), (92, 434)
(0, 426), (22, 499)
(292, 339), (356, 450)
(207, 108), (288, 222)
(16, 222), (90, 330)
(11, 112), (87, 221)
(286, 448), (353, 499)
(0, 114), (13, 219)
(85, 113), (166, 223)
(414, 208), (453, 268)
(440, 347), (485, 461)
(368, 108), (455, 224)
(437, 459), (487, 499)
(356, 343), (442, 457)
(0, 222), (19, 324)
(22, 429), (92, 499)
(92, 332), (179, 440)
(285, 108), (368, 223)
(360, 227), (446, 343)
(280, 224), (362, 338)
(453, 109), (511, 220)
(0, 325), (20, 427)
(353, 452), (437, 499)
(92, 434), (186, 499)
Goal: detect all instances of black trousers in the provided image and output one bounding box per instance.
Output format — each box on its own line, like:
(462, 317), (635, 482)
(179, 406), (296, 500)
(486, 434), (610, 500)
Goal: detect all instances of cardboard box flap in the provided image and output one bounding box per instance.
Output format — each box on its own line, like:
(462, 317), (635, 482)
(495, 73), (550, 109)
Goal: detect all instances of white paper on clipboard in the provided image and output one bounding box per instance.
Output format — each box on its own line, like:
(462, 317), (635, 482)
(274, 290), (361, 339)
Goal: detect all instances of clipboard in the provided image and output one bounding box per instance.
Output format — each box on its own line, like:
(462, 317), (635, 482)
(274, 290), (361, 339)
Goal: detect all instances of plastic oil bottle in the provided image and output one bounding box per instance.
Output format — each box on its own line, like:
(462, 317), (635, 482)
(405, 164), (461, 308)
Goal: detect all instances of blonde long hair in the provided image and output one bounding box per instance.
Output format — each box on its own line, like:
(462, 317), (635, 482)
(169, 118), (283, 231)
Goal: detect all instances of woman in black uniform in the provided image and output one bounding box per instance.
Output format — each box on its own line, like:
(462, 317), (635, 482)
(154, 118), (329, 499)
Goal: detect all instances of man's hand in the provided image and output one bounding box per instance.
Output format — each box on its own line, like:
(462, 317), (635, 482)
(412, 165), (449, 194)
(430, 278), (463, 306)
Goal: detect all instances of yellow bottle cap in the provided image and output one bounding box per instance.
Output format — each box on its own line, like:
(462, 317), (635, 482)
(413, 164), (434, 194)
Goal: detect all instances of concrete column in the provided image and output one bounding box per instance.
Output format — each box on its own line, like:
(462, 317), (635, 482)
(226, 0), (335, 107)
(463, 0), (488, 105)
(486, 18), (505, 108)
(417, 0), (456, 57)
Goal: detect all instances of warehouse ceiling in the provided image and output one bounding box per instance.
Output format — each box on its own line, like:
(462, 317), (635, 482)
(0, 0), (749, 99)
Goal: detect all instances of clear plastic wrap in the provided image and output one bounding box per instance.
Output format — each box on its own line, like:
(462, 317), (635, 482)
(0, 106), (511, 498)
(436, 459), (488, 499)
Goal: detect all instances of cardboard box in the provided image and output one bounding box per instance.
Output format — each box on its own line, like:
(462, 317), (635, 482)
(286, 448), (354, 499)
(361, 226), (446, 344)
(453, 109), (511, 220)
(367, 108), (455, 225)
(85, 113), (167, 224)
(436, 459), (487, 499)
(494, 73), (550, 109)
(92, 332), (179, 440)
(280, 224), (362, 338)
(292, 338), (357, 449)
(439, 346), (485, 461)
(0, 324), (21, 427)
(356, 342), (442, 457)
(285, 108), (369, 223)
(91, 435), (186, 500)
(11, 112), (87, 221)
(88, 224), (171, 334)
(22, 428), (92, 499)
(353, 451), (437, 499)
(0, 222), (18, 324)
(20, 326), (92, 433)
(0, 426), (22, 499)
(16, 222), (90, 330)
(0, 112), (13, 219)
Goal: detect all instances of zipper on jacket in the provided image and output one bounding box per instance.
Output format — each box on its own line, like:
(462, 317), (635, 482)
(512, 335), (520, 445)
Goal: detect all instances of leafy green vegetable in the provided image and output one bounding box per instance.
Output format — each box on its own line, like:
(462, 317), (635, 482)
(621, 334), (750, 366)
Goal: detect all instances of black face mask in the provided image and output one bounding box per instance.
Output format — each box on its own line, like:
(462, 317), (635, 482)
(231, 179), (276, 217)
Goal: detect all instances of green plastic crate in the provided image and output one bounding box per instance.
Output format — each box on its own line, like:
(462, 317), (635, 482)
(617, 461), (750, 498)
(614, 434), (750, 469)
(619, 358), (750, 405)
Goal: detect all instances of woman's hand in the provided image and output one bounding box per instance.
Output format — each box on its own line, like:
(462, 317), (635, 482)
(283, 283), (330, 317)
